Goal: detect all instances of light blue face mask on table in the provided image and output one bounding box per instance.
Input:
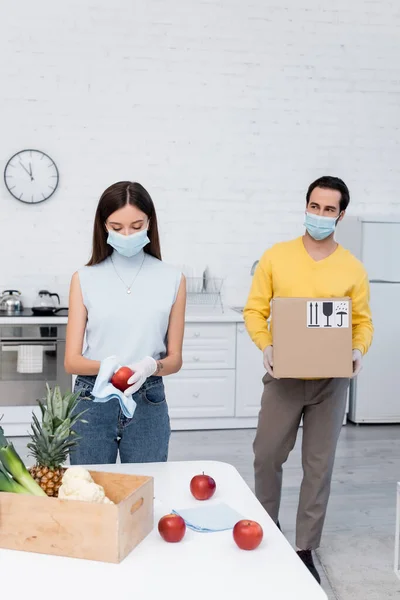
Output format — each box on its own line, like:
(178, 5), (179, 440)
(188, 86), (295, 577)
(107, 228), (150, 258)
(304, 212), (339, 241)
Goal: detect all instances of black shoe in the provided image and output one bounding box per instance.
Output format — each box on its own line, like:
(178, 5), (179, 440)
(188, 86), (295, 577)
(276, 520), (281, 531)
(297, 550), (321, 584)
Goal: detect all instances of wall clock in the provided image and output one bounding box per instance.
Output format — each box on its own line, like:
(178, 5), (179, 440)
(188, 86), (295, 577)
(3, 149), (59, 204)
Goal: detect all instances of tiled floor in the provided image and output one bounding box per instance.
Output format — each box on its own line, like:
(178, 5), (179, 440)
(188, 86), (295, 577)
(11, 423), (400, 599)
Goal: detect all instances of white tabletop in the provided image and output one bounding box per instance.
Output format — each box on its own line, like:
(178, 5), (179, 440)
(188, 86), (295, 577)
(0, 460), (326, 599)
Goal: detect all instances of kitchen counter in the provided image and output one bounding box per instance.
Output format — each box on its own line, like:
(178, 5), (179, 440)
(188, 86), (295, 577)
(0, 309), (69, 325)
(0, 307), (244, 325)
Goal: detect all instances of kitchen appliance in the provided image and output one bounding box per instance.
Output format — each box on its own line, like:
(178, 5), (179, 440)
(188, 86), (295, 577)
(0, 323), (69, 408)
(32, 290), (67, 316)
(336, 216), (400, 423)
(0, 290), (23, 315)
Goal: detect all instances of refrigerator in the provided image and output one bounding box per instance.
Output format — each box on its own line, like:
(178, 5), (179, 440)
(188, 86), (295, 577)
(336, 216), (400, 423)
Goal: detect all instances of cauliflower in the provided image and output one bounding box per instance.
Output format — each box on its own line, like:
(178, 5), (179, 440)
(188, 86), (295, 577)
(62, 466), (94, 485)
(59, 467), (114, 504)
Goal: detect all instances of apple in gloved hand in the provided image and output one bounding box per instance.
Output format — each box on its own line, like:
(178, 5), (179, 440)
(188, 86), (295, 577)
(110, 366), (134, 392)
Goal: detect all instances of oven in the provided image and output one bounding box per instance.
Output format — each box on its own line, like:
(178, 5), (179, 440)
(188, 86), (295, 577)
(0, 323), (71, 436)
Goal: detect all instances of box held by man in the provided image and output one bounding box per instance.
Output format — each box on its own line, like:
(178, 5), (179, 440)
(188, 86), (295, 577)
(272, 297), (352, 379)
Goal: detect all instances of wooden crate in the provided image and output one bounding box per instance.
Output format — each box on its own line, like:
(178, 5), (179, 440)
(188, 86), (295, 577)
(0, 470), (154, 563)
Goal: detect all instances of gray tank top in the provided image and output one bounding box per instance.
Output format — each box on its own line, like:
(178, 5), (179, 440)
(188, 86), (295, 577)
(78, 250), (182, 364)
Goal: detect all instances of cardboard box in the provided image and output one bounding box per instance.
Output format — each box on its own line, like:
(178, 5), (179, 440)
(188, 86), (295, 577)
(272, 297), (353, 379)
(0, 470), (154, 563)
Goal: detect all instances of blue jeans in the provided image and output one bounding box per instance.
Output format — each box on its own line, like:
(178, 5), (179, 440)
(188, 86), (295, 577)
(70, 375), (170, 465)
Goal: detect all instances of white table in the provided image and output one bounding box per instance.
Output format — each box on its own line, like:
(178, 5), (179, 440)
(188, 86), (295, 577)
(0, 460), (327, 599)
(395, 481), (400, 580)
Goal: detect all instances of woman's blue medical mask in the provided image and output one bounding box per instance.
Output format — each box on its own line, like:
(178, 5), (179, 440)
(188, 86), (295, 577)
(107, 228), (150, 258)
(304, 212), (340, 241)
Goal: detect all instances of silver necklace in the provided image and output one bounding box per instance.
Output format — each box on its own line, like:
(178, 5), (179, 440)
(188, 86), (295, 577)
(110, 253), (146, 294)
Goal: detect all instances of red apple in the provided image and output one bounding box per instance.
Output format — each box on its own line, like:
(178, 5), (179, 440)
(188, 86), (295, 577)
(158, 514), (186, 543)
(233, 520), (263, 550)
(110, 366), (134, 392)
(190, 472), (216, 500)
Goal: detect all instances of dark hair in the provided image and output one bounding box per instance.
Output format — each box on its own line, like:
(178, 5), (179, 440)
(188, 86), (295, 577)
(306, 176), (350, 212)
(87, 181), (161, 266)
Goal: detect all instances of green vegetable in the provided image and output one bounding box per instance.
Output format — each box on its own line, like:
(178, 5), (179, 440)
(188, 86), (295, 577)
(0, 461), (30, 494)
(0, 425), (46, 496)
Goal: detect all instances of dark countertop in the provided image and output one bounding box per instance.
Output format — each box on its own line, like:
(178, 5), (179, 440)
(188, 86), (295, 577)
(0, 309), (69, 318)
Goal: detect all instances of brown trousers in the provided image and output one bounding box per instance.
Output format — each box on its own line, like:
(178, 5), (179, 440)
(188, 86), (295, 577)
(253, 374), (349, 550)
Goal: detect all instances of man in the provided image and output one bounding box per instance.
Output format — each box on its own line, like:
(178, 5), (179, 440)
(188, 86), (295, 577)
(243, 176), (373, 583)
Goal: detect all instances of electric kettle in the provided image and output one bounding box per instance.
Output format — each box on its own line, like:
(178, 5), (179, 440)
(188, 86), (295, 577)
(32, 290), (63, 316)
(0, 290), (23, 314)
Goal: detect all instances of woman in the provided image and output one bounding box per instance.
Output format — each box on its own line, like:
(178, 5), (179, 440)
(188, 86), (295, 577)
(65, 181), (186, 464)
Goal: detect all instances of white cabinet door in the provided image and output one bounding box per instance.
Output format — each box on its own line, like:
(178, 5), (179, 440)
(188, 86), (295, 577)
(182, 323), (236, 370)
(235, 324), (265, 417)
(164, 370), (235, 419)
(0, 406), (40, 436)
(183, 347), (235, 370)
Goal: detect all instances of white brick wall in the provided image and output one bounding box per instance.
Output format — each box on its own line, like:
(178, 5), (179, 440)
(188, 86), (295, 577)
(0, 0), (400, 308)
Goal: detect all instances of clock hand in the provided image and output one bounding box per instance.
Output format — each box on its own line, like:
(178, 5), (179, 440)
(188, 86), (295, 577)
(19, 161), (33, 180)
(28, 162), (34, 181)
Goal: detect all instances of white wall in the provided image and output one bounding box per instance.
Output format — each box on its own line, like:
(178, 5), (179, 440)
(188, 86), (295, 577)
(1, 0), (400, 308)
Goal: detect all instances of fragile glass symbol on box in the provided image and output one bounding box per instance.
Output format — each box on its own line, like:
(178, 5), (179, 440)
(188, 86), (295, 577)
(307, 301), (349, 328)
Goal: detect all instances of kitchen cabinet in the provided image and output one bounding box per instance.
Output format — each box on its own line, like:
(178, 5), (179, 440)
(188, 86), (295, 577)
(181, 323), (236, 370)
(164, 370), (236, 419)
(164, 322), (237, 421)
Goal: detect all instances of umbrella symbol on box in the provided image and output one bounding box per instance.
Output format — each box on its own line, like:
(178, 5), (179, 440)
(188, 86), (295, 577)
(336, 302), (348, 327)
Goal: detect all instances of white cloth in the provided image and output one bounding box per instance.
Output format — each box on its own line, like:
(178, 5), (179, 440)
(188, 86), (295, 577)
(92, 356), (137, 418)
(172, 503), (243, 533)
(17, 345), (43, 374)
(124, 356), (157, 396)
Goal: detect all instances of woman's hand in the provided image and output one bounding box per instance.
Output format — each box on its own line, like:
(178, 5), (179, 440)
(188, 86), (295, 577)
(124, 356), (157, 396)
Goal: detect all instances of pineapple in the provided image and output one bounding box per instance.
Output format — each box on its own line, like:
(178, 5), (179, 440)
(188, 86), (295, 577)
(27, 384), (87, 497)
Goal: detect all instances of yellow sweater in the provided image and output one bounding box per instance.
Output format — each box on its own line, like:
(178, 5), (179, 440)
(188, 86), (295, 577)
(243, 237), (373, 355)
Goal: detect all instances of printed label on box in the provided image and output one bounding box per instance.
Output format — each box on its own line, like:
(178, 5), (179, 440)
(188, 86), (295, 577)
(307, 301), (349, 329)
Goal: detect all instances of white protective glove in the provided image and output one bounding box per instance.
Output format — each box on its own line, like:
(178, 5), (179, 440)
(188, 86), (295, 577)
(124, 356), (157, 396)
(94, 356), (137, 418)
(263, 345), (274, 377)
(352, 349), (363, 378)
